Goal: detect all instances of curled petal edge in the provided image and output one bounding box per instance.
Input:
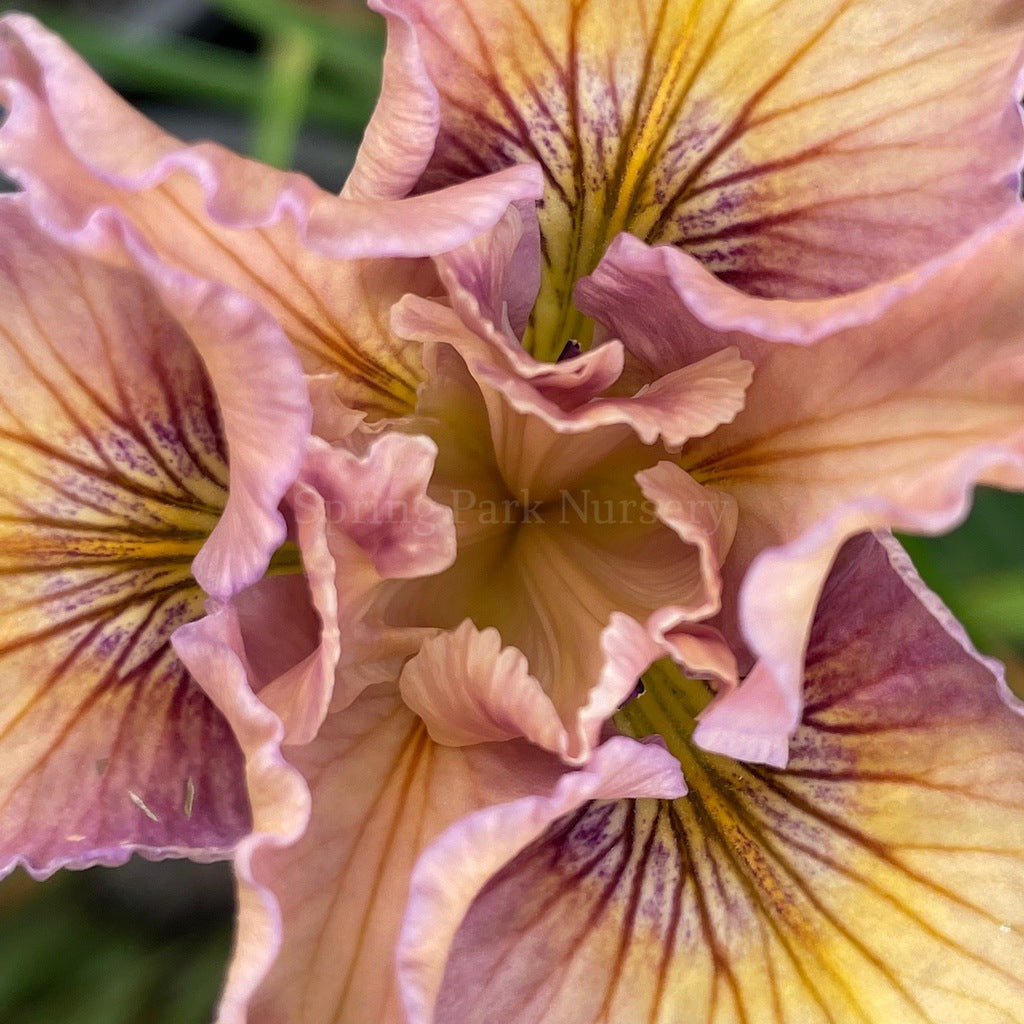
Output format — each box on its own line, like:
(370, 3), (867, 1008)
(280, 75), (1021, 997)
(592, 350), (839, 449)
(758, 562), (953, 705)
(397, 734), (686, 1024)
(694, 439), (1024, 767)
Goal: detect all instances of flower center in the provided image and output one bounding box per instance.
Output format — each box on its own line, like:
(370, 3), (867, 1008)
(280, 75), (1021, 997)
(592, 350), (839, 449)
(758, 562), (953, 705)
(615, 659), (717, 767)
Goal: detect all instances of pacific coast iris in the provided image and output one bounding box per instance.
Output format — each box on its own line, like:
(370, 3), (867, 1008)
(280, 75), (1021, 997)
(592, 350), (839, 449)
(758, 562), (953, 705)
(1, 4), (1024, 1024)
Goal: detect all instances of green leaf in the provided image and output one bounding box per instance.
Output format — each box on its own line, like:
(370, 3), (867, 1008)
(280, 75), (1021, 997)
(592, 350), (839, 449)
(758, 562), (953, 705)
(253, 25), (320, 169)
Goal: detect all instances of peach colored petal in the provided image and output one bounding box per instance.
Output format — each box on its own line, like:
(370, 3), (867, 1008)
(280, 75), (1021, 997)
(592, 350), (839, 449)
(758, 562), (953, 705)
(579, 208), (1024, 762)
(426, 534), (1024, 1024)
(0, 14), (542, 416)
(181, 602), (684, 1024)
(363, 0), (1024, 358)
(398, 620), (567, 754)
(172, 606), (310, 1024)
(0, 198), (249, 876)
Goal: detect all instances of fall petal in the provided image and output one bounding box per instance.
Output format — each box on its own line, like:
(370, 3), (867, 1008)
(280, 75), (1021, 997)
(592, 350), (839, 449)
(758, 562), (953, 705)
(430, 533), (1024, 1024)
(368, 0), (1024, 357)
(580, 209), (1024, 760)
(399, 735), (686, 1024)
(0, 13), (542, 416)
(0, 198), (250, 875)
(225, 668), (683, 1024)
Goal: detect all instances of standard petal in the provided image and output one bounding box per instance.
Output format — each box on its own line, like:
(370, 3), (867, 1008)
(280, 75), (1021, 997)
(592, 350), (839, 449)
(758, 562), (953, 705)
(0, 200), (250, 875)
(580, 209), (1024, 759)
(368, 0), (1024, 357)
(0, 14), (542, 416)
(288, 432), (458, 712)
(430, 533), (1024, 1024)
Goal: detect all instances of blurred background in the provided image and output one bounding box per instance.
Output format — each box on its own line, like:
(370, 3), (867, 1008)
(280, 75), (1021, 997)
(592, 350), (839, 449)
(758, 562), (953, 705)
(0, 1), (1021, 1021)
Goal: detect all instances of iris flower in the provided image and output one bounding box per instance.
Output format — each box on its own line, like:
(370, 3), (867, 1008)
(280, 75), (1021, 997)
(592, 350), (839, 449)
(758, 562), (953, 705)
(2, 4), (1024, 1024)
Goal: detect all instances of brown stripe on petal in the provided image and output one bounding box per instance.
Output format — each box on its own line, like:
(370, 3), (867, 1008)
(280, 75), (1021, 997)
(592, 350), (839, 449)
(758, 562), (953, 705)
(437, 540), (1024, 1024)
(405, 0), (1024, 359)
(134, 183), (427, 417)
(0, 204), (249, 869)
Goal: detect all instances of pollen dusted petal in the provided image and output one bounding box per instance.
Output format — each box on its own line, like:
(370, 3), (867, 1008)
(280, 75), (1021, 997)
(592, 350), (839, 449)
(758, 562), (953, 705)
(0, 13), (542, 417)
(369, 0), (1024, 358)
(0, 200), (249, 876)
(580, 209), (1024, 760)
(431, 534), (1024, 1024)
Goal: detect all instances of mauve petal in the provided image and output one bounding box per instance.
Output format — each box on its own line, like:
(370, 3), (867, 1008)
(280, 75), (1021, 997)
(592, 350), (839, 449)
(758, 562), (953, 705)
(661, 622), (740, 692)
(233, 569), (338, 750)
(429, 534), (1024, 1024)
(0, 198), (249, 875)
(0, 17), (322, 596)
(343, 0), (441, 202)
(434, 201), (543, 341)
(580, 209), (1024, 762)
(230, 463), (343, 748)
(288, 433), (457, 712)
(0, 14), (542, 417)
(365, 0), (1024, 358)
(399, 735), (686, 1024)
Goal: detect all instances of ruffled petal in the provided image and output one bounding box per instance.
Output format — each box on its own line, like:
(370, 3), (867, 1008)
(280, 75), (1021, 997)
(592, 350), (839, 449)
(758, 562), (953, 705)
(399, 735), (686, 1024)
(431, 207), (754, 448)
(429, 533), (1024, 1024)
(232, 566), (338, 749)
(182, 594), (684, 1024)
(366, 0), (1024, 357)
(0, 14), (542, 416)
(579, 209), (1024, 761)
(433, 193), (543, 341)
(171, 607), (310, 1024)
(289, 432), (457, 711)
(390, 380), (731, 744)
(398, 619), (567, 754)
(130, 234), (311, 599)
(0, 198), (249, 875)
(395, 293), (752, 464)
